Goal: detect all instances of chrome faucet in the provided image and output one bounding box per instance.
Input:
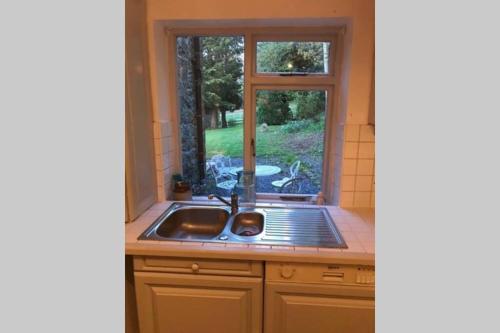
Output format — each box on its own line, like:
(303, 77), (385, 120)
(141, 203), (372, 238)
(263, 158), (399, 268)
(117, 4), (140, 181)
(208, 192), (239, 215)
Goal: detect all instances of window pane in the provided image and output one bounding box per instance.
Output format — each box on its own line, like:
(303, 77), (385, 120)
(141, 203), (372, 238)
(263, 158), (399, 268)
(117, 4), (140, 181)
(176, 36), (244, 196)
(255, 90), (327, 195)
(256, 41), (331, 74)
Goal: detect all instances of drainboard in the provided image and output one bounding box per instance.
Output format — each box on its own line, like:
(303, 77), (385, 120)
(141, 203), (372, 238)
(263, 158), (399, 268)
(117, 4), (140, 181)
(261, 208), (345, 247)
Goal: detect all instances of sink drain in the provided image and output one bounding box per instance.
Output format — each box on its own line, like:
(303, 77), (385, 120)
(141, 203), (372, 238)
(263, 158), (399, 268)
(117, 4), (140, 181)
(237, 226), (260, 236)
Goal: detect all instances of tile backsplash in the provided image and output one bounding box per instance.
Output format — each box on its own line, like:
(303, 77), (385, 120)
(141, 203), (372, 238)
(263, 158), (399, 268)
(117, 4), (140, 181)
(340, 124), (375, 208)
(152, 120), (177, 201)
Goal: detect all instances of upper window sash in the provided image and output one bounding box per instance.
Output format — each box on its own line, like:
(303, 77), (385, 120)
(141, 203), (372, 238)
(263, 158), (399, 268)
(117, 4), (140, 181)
(252, 34), (337, 79)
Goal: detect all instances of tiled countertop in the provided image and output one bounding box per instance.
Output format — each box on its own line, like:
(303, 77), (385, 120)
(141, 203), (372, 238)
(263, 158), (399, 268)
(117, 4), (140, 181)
(125, 201), (375, 265)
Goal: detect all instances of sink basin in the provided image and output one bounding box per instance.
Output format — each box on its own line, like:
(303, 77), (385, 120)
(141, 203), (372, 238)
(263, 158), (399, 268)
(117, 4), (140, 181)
(154, 207), (229, 240)
(231, 212), (264, 237)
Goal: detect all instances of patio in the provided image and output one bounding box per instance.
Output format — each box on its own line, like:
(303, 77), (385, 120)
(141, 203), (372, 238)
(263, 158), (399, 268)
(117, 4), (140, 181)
(197, 156), (321, 196)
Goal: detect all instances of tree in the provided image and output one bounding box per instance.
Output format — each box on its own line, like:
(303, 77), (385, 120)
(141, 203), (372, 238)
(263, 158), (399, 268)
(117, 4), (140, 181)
(256, 41), (327, 73)
(256, 91), (292, 125)
(256, 42), (327, 124)
(201, 37), (243, 128)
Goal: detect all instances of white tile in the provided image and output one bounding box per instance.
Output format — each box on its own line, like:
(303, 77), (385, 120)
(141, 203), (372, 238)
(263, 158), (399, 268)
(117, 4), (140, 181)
(333, 215), (364, 224)
(327, 207), (348, 216)
(342, 159), (357, 175)
(180, 241), (203, 247)
(328, 207), (354, 216)
(161, 240), (182, 246)
(355, 176), (373, 191)
(143, 210), (162, 218)
(356, 159), (374, 175)
(155, 154), (164, 170)
(358, 143), (375, 159)
(154, 138), (163, 155)
(359, 125), (375, 142)
(271, 245), (293, 251)
(318, 247), (343, 253)
(161, 122), (171, 138)
(203, 242), (226, 247)
(137, 240), (161, 245)
(341, 175), (355, 191)
(361, 242), (375, 253)
(249, 244), (271, 250)
(225, 243), (249, 248)
(354, 192), (371, 207)
(162, 152), (169, 167)
(294, 246), (319, 253)
(334, 222), (352, 232)
(356, 232), (375, 243)
(343, 142), (359, 159)
(338, 231), (357, 241)
(349, 222), (375, 232)
(156, 171), (164, 188)
(153, 122), (162, 139)
(344, 240), (365, 252)
(344, 125), (360, 142)
(158, 186), (167, 201)
(161, 137), (170, 152)
(340, 191), (354, 207)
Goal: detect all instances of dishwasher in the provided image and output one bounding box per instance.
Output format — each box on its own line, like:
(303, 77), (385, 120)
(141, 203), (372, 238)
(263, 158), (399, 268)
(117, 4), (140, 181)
(265, 262), (375, 333)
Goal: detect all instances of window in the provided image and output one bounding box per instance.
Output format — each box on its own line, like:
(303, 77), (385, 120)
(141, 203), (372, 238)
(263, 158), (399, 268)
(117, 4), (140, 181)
(256, 41), (331, 74)
(173, 29), (338, 200)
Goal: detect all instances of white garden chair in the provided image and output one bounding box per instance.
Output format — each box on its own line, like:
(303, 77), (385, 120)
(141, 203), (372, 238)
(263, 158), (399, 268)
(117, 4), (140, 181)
(209, 162), (237, 193)
(272, 160), (302, 192)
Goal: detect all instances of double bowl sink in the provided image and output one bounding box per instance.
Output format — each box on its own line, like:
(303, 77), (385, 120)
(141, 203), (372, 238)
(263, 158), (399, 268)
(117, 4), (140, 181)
(138, 203), (347, 248)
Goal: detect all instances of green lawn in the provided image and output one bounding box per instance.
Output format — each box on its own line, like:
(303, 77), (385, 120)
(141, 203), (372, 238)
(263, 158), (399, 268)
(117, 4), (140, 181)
(205, 110), (323, 165)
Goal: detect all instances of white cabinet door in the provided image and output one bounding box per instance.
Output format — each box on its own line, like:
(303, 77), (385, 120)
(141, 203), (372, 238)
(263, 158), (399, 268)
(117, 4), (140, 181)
(265, 282), (374, 333)
(135, 272), (262, 333)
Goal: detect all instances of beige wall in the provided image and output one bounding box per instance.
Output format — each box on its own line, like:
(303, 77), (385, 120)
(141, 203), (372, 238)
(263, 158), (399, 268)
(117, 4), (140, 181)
(147, 0), (374, 124)
(145, 0), (375, 206)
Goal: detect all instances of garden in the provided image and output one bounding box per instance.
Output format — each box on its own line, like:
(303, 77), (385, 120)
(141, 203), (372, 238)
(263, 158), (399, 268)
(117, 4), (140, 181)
(182, 36), (328, 195)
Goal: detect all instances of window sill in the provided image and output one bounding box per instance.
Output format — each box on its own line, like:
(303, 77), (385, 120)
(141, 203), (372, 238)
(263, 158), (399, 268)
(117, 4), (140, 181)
(189, 194), (319, 206)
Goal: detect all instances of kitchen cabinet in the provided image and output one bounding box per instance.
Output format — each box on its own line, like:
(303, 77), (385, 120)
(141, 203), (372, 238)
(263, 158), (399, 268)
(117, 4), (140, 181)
(132, 257), (375, 333)
(125, 0), (157, 221)
(134, 257), (263, 333)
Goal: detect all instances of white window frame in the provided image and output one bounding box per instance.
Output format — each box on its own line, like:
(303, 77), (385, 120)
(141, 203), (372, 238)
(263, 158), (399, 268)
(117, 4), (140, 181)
(165, 26), (343, 203)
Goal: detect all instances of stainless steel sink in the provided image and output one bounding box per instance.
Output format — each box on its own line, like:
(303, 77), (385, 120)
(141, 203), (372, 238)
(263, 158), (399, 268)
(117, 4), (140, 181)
(231, 212), (264, 237)
(154, 207), (229, 240)
(138, 203), (347, 248)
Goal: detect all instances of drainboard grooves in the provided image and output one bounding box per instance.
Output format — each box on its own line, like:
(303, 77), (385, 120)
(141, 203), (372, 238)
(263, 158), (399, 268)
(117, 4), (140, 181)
(263, 208), (344, 247)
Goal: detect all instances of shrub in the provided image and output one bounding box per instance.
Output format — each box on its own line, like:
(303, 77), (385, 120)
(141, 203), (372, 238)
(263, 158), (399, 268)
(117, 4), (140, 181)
(281, 119), (310, 133)
(256, 91), (292, 125)
(295, 91), (325, 121)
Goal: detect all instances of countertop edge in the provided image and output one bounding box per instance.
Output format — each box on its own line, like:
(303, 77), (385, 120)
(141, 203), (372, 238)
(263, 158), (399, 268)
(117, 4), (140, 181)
(125, 201), (375, 266)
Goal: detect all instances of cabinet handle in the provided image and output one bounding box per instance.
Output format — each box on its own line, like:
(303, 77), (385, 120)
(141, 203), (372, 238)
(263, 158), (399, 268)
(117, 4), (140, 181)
(191, 263), (200, 272)
(280, 265), (295, 279)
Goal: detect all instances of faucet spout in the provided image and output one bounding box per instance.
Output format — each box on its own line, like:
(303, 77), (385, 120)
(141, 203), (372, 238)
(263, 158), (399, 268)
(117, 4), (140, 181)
(208, 193), (239, 215)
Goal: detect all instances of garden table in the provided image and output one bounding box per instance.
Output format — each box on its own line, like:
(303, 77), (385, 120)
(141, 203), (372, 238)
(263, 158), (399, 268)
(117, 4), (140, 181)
(228, 165), (281, 177)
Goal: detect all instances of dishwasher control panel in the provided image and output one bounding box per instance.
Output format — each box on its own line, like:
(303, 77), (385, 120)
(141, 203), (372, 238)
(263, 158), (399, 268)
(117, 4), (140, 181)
(267, 262), (375, 286)
(356, 266), (376, 284)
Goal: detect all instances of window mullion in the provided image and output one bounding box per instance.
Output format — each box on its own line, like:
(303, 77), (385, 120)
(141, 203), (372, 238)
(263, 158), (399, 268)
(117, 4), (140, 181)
(243, 32), (255, 172)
